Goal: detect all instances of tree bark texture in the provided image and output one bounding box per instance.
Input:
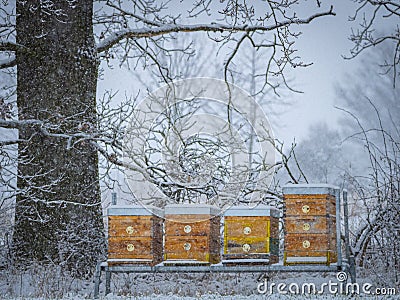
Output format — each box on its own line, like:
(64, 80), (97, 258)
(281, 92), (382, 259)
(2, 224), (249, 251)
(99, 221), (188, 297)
(14, 0), (105, 276)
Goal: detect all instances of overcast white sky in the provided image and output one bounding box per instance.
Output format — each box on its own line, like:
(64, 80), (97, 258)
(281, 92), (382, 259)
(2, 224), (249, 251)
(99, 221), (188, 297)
(278, 2), (361, 143)
(99, 1), (393, 144)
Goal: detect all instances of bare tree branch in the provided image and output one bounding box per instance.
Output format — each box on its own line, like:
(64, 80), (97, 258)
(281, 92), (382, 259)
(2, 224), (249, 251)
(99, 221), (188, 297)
(0, 55), (16, 69)
(0, 41), (26, 52)
(97, 8), (335, 53)
(347, 0), (400, 86)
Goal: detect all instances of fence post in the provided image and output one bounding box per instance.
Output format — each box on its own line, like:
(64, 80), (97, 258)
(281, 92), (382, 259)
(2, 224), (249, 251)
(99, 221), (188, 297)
(111, 192), (117, 205)
(343, 190), (356, 283)
(335, 188), (342, 269)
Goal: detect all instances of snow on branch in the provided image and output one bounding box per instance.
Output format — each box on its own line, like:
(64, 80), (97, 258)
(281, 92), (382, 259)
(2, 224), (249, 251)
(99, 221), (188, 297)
(96, 8), (335, 53)
(0, 119), (43, 129)
(0, 55), (16, 69)
(0, 41), (26, 69)
(347, 0), (400, 86)
(0, 118), (113, 150)
(0, 41), (26, 52)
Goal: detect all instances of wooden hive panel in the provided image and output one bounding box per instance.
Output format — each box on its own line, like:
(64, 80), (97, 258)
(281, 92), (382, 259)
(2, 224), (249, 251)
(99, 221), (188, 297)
(107, 205), (164, 266)
(109, 216), (153, 237)
(284, 233), (336, 252)
(284, 194), (336, 216)
(224, 216), (271, 238)
(108, 237), (154, 259)
(285, 215), (336, 234)
(225, 237), (269, 254)
(164, 205), (221, 265)
(284, 233), (337, 265)
(165, 217), (211, 236)
(284, 234), (337, 265)
(223, 205), (279, 264)
(164, 236), (219, 263)
(283, 184), (339, 266)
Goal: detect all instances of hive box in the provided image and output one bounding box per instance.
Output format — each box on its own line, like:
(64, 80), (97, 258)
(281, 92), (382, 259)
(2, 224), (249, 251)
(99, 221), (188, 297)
(164, 204), (221, 265)
(107, 205), (163, 266)
(283, 184), (338, 265)
(223, 205), (279, 264)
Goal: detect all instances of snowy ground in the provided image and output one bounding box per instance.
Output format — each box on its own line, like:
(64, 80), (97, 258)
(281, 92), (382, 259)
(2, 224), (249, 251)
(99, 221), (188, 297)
(1, 266), (399, 299)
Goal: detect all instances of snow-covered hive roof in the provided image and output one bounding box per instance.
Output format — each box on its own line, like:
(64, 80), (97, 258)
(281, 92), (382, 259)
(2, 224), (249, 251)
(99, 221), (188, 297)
(107, 204), (164, 217)
(164, 204), (220, 215)
(282, 183), (340, 196)
(224, 204), (280, 217)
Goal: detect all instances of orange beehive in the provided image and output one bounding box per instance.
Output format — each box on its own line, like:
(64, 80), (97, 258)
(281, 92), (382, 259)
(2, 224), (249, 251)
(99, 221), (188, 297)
(283, 184), (338, 265)
(107, 205), (163, 266)
(164, 204), (221, 265)
(223, 205), (279, 264)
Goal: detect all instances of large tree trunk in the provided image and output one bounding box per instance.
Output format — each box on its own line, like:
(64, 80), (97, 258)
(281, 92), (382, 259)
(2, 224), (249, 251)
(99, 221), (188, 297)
(14, 1), (104, 276)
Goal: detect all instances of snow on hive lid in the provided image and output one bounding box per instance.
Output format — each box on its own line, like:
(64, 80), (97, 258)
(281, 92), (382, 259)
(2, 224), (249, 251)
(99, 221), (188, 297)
(224, 204), (280, 217)
(282, 184), (339, 196)
(164, 203), (220, 216)
(107, 204), (164, 217)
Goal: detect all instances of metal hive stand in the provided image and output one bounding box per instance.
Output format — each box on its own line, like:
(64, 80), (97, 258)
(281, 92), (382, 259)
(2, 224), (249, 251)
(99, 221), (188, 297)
(94, 189), (356, 298)
(93, 261), (354, 298)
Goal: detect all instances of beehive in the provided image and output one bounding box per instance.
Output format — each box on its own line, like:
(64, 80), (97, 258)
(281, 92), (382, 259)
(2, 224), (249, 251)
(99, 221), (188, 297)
(164, 204), (221, 265)
(283, 184), (338, 265)
(223, 205), (279, 264)
(107, 205), (163, 266)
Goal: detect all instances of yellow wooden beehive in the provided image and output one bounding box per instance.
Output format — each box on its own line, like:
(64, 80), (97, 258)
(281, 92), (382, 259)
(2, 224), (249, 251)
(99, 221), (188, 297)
(164, 204), (221, 265)
(283, 184), (338, 265)
(107, 205), (164, 266)
(223, 205), (279, 265)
